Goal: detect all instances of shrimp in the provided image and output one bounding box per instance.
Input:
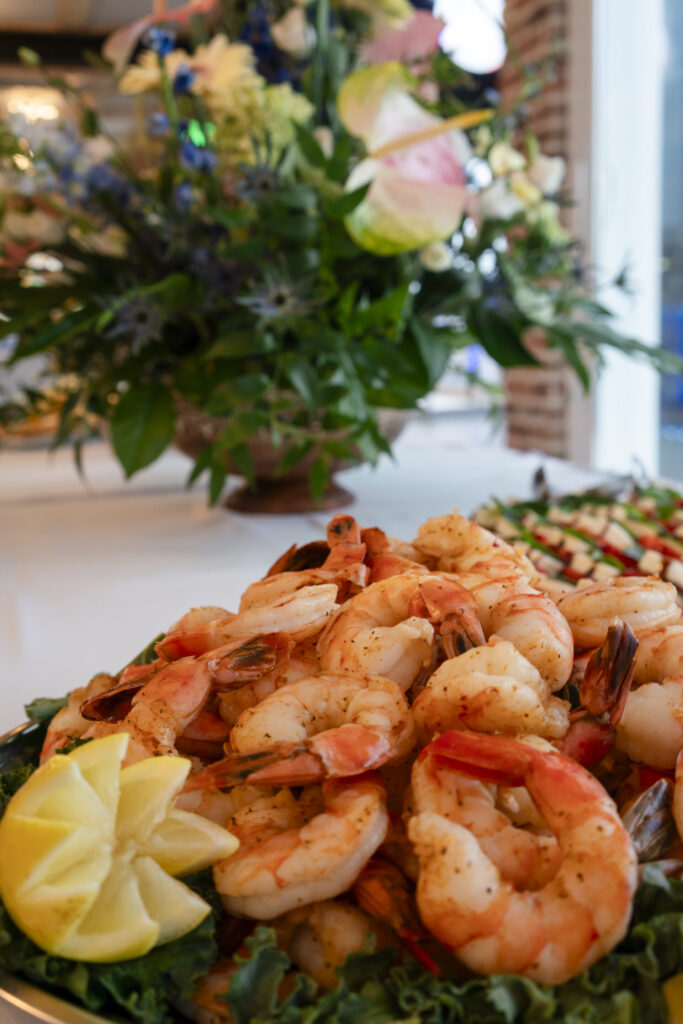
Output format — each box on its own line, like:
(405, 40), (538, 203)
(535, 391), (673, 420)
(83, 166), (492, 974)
(317, 573), (482, 691)
(177, 957), (238, 1024)
(215, 639), (320, 729)
(276, 899), (391, 988)
(362, 526), (430, 583)
(554, 619), (638, 767)
(212, 775), (389, 919)
(411, 637), (570, 741)
(556, 576), (680, 649)
(410, 744), (561, 890)
(239, 516), (369, 611)
(157, 584), (339, 660)
(634, 623), (683, 683)
(672, 749), (683, 846)
(407, 730), (637, 984)
(455, 572), (574, 691)
(40, 672), (117, 762)
(184, 674), (416, 788)
(414, 510), (537, 582)
(82, 655), (217, 762)
(615, 676), (683, 769)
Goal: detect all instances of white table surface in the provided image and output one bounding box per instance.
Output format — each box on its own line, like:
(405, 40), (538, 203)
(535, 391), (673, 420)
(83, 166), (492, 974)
(0, 412), (632, 1023)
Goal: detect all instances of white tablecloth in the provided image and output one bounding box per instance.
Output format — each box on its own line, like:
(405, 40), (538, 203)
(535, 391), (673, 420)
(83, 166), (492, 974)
(0, 413), (610, 733)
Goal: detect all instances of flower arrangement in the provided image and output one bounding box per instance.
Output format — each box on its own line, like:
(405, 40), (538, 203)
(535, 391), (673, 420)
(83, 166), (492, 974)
(0, 0), (678, 502)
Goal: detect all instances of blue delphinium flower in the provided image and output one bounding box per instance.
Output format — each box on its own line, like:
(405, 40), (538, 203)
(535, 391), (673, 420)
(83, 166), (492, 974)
(179, 140), (218, 173)
(86, 163), (133, 205)
(143, 26), (176, 56)
(173, 182), (194, 211)
(173, 64), (196, 95)
(147, 112), (170, 137)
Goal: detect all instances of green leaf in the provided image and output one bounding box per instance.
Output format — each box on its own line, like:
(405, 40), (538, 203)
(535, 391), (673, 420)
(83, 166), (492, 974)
(9, 308), (97, 361)
(277, 439), (315, 474)
(110, 386), (176, 478)
(409, 317), (454, 388)
(17, 47), (41, 66)
(226, 927), (291, 1024)
(470, 308), (539, 368)
(204, 332), (275, 360)
(294, 124), (328, 169)
(546, 327), (592, 392)
(284, 356), (319, 406)
(24, 696), (69, 724)
(323, 183), (371, 219)
(309, 456), (329, 503)
(268, 213), (318, 243)
(206, 206), (253, 229)
(228, 443), (254, 484)
(208, 461), (227, 505)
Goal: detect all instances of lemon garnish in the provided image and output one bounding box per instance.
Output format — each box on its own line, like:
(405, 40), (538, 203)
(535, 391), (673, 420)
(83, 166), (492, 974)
(0, 734), (238, 962)
(664, 973), (683, 1023)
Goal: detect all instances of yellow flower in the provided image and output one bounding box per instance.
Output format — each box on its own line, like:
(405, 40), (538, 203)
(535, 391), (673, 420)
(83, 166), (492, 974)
(509, 170), (542, 207)
(118, 34), (262, 110)
(119, 49), (188, 94)
(189, 36), (263, 112)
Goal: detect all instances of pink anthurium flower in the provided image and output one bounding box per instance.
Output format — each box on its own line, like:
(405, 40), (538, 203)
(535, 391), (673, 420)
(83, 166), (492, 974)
(360, 10), (446, 66)
(338, 63), (488, 255)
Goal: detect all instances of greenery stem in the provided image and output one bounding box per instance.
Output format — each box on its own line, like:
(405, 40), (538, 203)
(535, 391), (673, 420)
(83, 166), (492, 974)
(312, 0), (330, 121)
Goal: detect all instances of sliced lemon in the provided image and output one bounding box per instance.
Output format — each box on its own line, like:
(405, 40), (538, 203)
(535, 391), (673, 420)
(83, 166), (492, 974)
(0, 733), (238, 962)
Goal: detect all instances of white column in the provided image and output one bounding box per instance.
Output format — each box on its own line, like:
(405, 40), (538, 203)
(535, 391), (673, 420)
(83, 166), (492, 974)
(589, 0), (665, 475)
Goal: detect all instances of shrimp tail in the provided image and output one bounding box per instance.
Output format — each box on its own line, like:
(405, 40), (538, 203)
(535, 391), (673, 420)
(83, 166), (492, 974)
(409, 576), (485, 656)
(421, 730), (532, 787)
(555, 619), (638, 767)
(208, 634), (294, 690)
(181, 743), (305, 791)
(353, 858), (441, 977)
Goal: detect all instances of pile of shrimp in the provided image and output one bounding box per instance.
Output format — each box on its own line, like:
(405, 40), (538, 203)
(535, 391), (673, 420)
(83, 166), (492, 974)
(41, 510), (683, 1021)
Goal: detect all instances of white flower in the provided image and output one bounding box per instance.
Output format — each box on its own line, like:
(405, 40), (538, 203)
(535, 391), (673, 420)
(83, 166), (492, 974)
(527, 153), (566, 195)
(477, 177), (523, 220)
(488, 140), (526, 177)
(271, 8), (316, 58)
(419, 241), (453, 272)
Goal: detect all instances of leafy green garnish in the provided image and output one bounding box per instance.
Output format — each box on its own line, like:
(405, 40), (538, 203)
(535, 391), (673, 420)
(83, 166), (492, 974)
(24, 695), (69, 724)
(223, 871), (683, 1024)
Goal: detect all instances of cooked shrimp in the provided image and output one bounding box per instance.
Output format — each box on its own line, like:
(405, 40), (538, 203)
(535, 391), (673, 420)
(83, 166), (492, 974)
(414, 510), (536, 582)
(411, 637), (570, 741)
(177, 957), (238, 1024)
(317, 573), (482, 691)
(557, 576), (680, 649)
(362, 527), (430, 583)
(411, 745), (561, 890)
(554, 619), (638, 767)
(672, 748), (683, 845)
(158, 584), (339, 660)
(216, 639), (320, 729)
(185, 674), (415, 788)
(615, 676), (683, 769)
(276, 899), (390, 988)
(455, 573), (574, 691)
(82, 655), (217, 762)
(212, 775), (389, 919)
(408, 730), (637, 983)
(40, 672), (117, 762)
(634, 623), (683, 683)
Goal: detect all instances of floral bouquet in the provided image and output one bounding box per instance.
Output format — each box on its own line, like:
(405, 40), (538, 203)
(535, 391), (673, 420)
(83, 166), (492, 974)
(0, 0), (678, 503)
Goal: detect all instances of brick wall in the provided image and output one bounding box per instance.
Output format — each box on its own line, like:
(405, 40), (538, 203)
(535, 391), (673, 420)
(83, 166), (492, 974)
(499, 0), (571, 457)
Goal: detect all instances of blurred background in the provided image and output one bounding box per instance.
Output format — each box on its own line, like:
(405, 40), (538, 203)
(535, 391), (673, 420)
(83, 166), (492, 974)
(0, 0), (681, 482)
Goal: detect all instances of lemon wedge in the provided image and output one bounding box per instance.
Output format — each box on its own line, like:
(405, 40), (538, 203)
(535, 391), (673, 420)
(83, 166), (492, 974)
(0, 733), (238, 962)
(664, 973), (683, 1023)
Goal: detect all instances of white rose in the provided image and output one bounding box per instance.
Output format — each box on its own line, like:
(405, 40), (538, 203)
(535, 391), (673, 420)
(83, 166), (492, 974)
(477, 178), (523, 221)
(3, 208), (65, 244)
(488, 140), (526, 177)
(271, 8), (316, 58)
(419, 241), (453, 272)
(527, 153), (566, 195)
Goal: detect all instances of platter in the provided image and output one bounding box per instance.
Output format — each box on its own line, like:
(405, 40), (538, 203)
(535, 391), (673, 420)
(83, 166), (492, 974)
(2, 493), (683, 1024)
